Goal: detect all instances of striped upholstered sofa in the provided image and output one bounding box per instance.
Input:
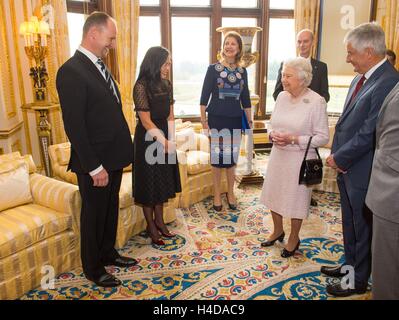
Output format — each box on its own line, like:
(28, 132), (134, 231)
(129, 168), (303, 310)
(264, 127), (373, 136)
(48, 141), (178, 249)
(0, 152), (81, 299)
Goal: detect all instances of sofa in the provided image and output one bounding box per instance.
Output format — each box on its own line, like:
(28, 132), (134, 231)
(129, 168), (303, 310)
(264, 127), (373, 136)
(175, 120), (228, 207)
(48, 140), (177, 249)
(0, 152), (81, 300)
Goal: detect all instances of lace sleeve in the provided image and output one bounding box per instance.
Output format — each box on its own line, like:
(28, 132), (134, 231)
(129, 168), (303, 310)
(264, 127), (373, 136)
(133, 81), (150, 112)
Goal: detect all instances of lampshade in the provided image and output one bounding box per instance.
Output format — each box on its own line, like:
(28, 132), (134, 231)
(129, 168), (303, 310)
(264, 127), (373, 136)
(19, 22), (29, 35)
(26, 21), (37, 34)
(38, 21), (50, 35)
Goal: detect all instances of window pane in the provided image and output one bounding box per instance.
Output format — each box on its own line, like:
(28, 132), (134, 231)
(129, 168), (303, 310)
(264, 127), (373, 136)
(171, 0), (210, 6)
(67, 13), (85, 56)
(222, 18), (258, 95)
(139, 0), (159, 6)
(327, 76), (353, 114)
(266, 18), (295, 113)
(172, 17), (210, 117)
(269, 0), (295, 9)
(222, 0), (258, 8)
(136, 16), (161, 78)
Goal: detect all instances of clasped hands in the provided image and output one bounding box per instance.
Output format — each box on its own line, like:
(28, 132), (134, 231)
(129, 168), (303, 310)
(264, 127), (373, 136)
(326, 154), (347, 174)
(270, 131), (293, 147)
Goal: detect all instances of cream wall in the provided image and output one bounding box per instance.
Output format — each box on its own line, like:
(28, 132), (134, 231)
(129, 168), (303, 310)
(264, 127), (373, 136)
(320, 0), (373, 76)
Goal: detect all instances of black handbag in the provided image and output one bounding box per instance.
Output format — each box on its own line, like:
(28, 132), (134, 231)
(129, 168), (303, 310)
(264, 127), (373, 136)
(299, 136), (323, 186)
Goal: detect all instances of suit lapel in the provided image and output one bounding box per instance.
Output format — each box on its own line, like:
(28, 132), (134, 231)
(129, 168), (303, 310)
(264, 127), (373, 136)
(75, 51), (122, 106)
(337, 62), (389, 126)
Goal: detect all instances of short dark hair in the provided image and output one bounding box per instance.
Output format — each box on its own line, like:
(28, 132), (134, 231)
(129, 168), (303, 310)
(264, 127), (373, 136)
(386, 49), (396, 65)
(83, 11), (112, 37)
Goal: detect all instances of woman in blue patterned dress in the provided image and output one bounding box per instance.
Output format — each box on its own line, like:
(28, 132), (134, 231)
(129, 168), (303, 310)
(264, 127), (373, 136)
(200, 31), (252, 212)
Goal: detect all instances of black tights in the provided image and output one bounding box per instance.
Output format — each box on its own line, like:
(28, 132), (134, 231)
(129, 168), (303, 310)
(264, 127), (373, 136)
(142, 204), (169, 240)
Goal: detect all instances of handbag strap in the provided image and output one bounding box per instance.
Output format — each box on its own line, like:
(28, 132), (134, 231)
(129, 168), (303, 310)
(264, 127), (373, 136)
(302, 136), (322, 162)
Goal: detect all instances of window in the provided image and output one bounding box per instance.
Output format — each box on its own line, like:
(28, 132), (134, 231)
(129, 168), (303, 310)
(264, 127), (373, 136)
(172, 17), (210, 117)
(136, 16), (161, 78)
(67, 13), (85, 55)
(266, 18), (296, 113)
(222, 0), (258, 8)
(269, 0), (295, 10)
(171, 0), (210, 7)
(66, 0), (98, 57)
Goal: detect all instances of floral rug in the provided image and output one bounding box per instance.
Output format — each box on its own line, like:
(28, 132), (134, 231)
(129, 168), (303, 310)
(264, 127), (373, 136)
(21, 183), (371, 300)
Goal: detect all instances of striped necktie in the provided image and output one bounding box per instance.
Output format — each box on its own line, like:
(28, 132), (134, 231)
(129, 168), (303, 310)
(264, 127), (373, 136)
(97, 59), (120, 103)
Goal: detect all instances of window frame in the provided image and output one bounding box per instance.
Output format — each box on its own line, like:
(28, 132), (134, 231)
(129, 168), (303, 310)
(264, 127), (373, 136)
(140, 0), (295, 120)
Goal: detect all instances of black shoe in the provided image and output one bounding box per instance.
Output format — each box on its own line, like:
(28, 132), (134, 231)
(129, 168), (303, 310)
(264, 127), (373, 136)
(326, 283), (367, 297)
(227, 201), (237, 211)
(103, 256), (138, 268)
(261, 232), (285, 247)
(226, 194), (238, 210)
(87, 272), (122, 287)
(320, 265), (346, 278)
(310, 198), (318, 206)
(213, 204), (223, 212)
(281, 240), (300, 258)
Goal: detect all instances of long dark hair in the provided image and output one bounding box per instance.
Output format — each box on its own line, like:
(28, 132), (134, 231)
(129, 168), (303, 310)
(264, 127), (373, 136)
(136, 46), (170, 97)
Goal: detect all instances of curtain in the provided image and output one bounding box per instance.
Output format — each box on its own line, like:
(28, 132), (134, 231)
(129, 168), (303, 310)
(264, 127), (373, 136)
(294, 0), (321, 58)
(376, 0), (399, 70)
(31, 0), (69, 143)
(112, 0), (140, 133)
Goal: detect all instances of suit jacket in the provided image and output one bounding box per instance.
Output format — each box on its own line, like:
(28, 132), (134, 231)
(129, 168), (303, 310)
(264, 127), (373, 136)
(366, 82), (399, 223)
(332, 61), (399, 190)
(273, 58), (330, 102)
(56, 50), (133, 174)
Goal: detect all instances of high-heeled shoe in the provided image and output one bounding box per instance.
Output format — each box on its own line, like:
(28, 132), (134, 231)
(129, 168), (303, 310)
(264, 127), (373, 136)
(281, 240), (300, 258)
(261, 232), (285, 247)
(146, 227), (165, 246)
(154, 222), (176, 238)
(226, 193), (237, 210)
(213, 203), (223, 212)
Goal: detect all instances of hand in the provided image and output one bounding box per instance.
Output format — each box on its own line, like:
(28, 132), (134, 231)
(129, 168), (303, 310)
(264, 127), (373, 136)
(164, 140), (176, 154)
(92, 169), (109, 187)
(201, 120), (209, 137)
(326, 154), (347, 173)
(271, 131), (291, 147)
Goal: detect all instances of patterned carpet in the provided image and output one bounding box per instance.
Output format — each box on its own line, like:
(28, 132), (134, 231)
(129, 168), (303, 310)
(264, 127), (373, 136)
(21, 184), (371, 300)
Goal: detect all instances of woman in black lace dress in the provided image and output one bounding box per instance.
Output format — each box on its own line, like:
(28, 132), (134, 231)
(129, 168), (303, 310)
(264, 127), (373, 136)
(133, 46), (181, 245)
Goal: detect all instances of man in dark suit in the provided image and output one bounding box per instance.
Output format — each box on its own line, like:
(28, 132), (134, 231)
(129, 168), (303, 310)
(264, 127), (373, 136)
(321, 23), (399, 297)
(56, 12), (138, 288)
(273, 29), (330, 103)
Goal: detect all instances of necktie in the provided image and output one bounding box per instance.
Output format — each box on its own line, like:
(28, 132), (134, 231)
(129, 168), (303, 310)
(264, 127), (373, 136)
(97, 59), (120, 103)
(349, 75), (366, 104)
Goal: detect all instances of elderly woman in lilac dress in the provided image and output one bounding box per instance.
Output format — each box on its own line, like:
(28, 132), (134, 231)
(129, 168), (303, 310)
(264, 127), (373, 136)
(260, 57), (329, 258)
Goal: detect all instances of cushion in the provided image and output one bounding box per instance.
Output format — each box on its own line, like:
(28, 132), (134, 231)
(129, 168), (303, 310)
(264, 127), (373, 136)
(55, 143), (71, 166)
(0, 160), (33, 212)
(0, 152), (36, 174)
(186, 151), (211, 175)
(0, 203), (73, 258)
(176, 127), (196, 152)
